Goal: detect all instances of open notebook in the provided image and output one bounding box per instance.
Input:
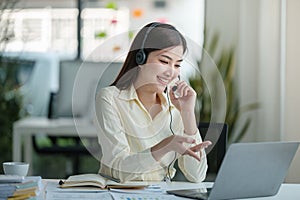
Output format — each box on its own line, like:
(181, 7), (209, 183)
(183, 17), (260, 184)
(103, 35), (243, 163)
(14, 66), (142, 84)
(59, 174), (148, 189)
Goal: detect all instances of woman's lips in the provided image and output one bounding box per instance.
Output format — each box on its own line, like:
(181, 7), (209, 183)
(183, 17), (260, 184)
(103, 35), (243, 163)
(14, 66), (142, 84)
(157, 76), (170, 86)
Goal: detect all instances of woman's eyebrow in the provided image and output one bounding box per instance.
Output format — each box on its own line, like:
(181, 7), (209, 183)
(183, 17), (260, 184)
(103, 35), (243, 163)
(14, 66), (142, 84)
(161, 55), (183, 62)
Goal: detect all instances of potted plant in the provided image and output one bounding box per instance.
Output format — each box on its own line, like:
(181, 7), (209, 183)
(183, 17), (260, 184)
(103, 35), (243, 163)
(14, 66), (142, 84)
(189, 31), (259, 144)
(0, 0), (24, 173)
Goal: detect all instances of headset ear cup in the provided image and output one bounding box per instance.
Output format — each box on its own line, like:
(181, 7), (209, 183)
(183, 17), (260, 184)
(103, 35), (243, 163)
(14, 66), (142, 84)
(136, 50), (147, 65)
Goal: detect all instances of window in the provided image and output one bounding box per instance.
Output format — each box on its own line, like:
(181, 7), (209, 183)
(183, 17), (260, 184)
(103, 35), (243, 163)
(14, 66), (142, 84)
(50, 9), (78, 59)
(2, 7), (129, 61)
(81, 8), (130, 61)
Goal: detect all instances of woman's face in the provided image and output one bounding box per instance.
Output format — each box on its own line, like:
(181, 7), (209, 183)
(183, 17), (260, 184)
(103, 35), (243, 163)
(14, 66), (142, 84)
(135, 45), (184, 93)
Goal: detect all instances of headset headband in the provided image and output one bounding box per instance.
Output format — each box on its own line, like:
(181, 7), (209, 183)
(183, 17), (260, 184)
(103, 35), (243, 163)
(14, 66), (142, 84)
(136, 22), (161, 65)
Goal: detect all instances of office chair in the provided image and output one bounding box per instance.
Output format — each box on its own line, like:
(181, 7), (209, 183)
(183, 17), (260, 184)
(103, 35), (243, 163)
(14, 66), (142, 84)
(173, 122), (228, 182)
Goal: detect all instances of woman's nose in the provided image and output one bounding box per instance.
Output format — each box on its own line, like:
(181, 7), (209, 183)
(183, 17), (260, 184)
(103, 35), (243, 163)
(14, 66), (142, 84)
(165, 68), (177, 78)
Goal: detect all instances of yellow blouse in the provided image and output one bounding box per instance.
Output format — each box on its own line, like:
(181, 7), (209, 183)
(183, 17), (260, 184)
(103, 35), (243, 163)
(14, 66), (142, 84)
(94, 84), (207, 182)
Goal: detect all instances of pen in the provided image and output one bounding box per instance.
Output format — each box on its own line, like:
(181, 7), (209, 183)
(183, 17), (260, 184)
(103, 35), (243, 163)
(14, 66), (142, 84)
(99, 173), (121, 183)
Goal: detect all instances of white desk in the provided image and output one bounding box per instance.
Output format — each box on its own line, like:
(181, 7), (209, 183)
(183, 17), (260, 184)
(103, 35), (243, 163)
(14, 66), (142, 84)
(160, 182), (300, 200)
(13, 117), (98, 174)
(43, 180), (300, 200)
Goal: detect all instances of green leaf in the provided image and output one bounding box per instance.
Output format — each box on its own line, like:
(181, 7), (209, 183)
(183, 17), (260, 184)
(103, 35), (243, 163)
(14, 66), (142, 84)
(95, 31), (107, 39)
(105, 1), (118, 10)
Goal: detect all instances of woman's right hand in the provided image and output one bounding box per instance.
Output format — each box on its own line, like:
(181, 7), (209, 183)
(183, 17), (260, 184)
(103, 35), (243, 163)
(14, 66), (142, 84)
(151, 135), (211, 161)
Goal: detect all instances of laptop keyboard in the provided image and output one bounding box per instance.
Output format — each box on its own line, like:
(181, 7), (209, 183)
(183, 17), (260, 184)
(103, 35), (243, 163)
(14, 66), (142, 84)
(167, 188), (212, 200)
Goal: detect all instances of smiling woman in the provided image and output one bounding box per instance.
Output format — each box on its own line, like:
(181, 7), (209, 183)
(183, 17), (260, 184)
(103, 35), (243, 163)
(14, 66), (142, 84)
(134, 46), (183, 94)
(94, 22), (211, 183)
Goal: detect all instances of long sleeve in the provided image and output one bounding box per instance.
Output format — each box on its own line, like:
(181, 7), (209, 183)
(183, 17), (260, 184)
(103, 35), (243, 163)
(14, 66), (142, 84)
(177, 130), (208, 182)
(95, 86), (208, 182)
(95, 88), (163, 182)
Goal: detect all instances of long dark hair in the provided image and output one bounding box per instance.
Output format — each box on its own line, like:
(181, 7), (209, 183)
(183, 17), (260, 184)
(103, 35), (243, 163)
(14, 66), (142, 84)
(111, 22), (187, 89)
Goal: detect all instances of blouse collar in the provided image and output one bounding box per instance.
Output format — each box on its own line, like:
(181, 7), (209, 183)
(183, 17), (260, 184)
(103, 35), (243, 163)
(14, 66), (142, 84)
(118, 84), (174, 108)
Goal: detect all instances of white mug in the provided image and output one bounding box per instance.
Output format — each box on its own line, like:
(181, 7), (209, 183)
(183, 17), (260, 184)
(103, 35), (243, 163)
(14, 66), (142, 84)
(3, 162), (29, 176)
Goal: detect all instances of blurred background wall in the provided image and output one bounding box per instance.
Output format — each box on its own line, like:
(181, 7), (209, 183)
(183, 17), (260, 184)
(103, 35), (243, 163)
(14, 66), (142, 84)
(205, 0), (300, 183)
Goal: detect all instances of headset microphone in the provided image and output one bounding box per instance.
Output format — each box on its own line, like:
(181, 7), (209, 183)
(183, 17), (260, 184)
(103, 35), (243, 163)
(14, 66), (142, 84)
(164, 75), (180, 94)
(172, 86), (180, 99)
(172, 85), (177, 92)
(172, 75), (180, 98)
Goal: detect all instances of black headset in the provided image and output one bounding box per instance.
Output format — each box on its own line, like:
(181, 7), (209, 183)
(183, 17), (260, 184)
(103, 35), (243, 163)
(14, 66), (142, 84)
(136, 22), (161, 65)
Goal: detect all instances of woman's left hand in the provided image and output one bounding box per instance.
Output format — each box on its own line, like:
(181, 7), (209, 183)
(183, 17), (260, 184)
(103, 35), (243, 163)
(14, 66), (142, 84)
(169, 80), (197, 112)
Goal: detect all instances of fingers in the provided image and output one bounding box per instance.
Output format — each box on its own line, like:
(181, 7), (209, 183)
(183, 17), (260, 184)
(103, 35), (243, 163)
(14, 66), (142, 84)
(202, 140), (212, 147)
(177, 81), (189, 97)
(190, 140), (212, 152)
(184, 149), (201, 161)
(174, 81), (195, 98)
(174, 135), (196, 144)
(164, 135), (196, 155)
(165, 136), (211, 161)
(184, 141), (212, 161)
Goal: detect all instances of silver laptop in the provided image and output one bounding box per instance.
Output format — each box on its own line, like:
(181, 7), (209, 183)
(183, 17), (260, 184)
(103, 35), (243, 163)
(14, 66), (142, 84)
(167, 142), (299, 200)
